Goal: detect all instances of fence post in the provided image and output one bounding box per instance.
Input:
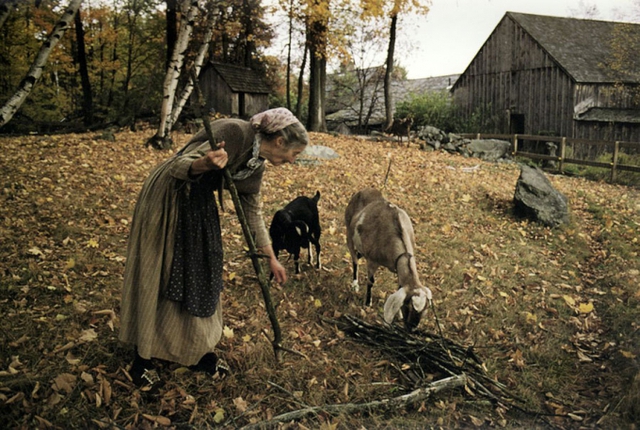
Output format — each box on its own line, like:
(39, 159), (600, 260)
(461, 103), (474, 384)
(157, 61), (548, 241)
(513, 134), (518, 156)
(611, 141), (620, 183)
(559, 137), (566, 173)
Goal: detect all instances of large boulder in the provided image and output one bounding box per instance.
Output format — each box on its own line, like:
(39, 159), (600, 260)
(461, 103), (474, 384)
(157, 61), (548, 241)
(514, 165), (570, 228)
(468, 139), (512, 162)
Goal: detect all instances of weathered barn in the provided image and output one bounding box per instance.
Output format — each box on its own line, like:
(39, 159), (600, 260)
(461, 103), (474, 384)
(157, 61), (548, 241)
(197, 62), (270, 118)
(451, 12), (640, 143)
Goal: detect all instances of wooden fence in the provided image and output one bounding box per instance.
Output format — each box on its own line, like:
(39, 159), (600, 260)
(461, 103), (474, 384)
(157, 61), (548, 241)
(459, 133), (640, 183)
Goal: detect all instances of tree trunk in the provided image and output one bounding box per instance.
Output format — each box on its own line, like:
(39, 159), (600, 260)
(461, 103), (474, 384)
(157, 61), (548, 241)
(242, 0), (255, 68)
(74, 8), (93, 126)
(166, 0), (178, 71)
(383, 13), (397, 131)
(150, 0), (199, 149)
(286, 0), (294, 110)
(295, 43), (307, 118)
(0, 0), (83, 129)
(306, 8), (327, 133)
(168, 10), (217, 131)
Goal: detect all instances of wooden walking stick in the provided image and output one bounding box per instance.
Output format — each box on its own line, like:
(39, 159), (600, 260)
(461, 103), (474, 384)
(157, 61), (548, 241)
(189, 70), (287, 361)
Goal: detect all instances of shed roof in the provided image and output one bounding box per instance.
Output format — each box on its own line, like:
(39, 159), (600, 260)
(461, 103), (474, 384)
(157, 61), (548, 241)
(507, 12), (640, 83)
(210, 62), (270, 94)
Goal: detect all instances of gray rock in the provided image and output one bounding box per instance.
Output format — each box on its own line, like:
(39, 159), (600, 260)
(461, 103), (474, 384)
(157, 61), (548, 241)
(468, 139), (512, 162)
(514, 165), (570, 228)
(298, 145), (340, 160)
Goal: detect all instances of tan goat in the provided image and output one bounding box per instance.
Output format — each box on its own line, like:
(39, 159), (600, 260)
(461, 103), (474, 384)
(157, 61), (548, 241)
(345, 188), (432, 331)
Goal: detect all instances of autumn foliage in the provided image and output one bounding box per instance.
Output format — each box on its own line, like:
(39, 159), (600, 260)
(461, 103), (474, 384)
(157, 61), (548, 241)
(0, 129), (639, 428)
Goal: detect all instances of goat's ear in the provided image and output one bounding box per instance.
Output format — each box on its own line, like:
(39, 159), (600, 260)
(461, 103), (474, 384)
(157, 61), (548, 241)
(384, 288), (407, 323)
(411, 290), (428, 313)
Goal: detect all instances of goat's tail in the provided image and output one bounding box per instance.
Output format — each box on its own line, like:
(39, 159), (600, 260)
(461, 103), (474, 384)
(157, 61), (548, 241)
(313, 190), (321, 202)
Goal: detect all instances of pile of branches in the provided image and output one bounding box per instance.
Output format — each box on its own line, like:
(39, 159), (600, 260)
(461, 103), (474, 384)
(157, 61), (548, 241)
(331, 314), (524, 409)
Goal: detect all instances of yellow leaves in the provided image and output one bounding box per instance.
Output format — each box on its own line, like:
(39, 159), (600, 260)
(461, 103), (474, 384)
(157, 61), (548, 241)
(86, 238), (99, 248)
(562, 295), (576, 306)
(27, 246), (44, 257)
(578, 302), (594, 314)
(620, 350), (636, 359)
(213, 408), (225, 424)
(223, 325), (234, 339)
(559, 295), (595, 314)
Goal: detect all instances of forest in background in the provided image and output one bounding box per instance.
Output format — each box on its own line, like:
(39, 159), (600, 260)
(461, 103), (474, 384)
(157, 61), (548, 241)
(0, 0), (434, 136)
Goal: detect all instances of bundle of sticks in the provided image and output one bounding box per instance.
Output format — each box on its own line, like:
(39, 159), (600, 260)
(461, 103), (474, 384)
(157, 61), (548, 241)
(331, 314), (523, 408)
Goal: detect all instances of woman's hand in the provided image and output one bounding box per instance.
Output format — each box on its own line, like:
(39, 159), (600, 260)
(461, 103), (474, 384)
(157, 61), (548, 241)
(268, 257), (287, 284)
(189, 141), (228, 176)
(259, 244), (287, 284)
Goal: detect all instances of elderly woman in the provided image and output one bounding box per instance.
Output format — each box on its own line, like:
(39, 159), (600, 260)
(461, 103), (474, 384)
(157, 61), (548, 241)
(119, 108), (309, 387)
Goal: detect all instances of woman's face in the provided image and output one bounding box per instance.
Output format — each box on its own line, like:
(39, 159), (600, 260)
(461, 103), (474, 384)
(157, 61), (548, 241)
(261, 137), (306, 166)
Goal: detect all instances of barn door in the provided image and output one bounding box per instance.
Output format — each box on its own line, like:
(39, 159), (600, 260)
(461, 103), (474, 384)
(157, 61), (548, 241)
(510, 113), (525, 134)
(239, 93), (246, 118)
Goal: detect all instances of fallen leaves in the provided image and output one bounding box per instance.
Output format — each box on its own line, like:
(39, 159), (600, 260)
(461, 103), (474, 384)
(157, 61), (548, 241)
(0, 130), (638, 429)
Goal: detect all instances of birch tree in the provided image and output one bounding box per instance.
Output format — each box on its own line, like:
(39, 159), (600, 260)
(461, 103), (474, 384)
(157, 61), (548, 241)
(148, 0), (199, 149)
(167, 8), (218, 132)
(0, 0), (83, 129)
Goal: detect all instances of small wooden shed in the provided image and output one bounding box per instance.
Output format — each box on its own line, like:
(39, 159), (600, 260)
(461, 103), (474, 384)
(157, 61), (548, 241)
(197, 62), (270, 118)
(451, 12), (640, 142)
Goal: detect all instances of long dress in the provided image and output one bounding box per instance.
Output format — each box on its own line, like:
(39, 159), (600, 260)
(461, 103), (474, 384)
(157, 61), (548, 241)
(118, 119), (271, 366)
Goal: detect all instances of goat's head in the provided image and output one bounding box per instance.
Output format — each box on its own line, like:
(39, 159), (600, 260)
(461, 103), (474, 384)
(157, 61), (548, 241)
(269, 210), (293, 244)
(383, 285), (433, 332)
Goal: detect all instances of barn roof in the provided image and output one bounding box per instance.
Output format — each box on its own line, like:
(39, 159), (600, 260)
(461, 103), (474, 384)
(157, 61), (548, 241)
(210, 62), (270, 94)
(507, 12), (640, 84)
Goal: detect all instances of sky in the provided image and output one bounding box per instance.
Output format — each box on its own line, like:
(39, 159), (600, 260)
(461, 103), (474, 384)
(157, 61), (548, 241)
(400, 0), (639, 79)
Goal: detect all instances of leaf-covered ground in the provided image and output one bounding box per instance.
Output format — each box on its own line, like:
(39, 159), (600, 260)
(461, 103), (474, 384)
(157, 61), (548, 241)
(1, 128), (639, 429)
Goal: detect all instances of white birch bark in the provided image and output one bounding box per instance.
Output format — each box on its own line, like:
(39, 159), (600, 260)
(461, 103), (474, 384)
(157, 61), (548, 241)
(0, 0), (83, 129)
(154, 0), (199, 142)
(167, 10), (217, 132)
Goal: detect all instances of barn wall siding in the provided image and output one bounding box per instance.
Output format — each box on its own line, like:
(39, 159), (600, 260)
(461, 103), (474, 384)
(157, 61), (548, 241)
(452, 14), (640, 143)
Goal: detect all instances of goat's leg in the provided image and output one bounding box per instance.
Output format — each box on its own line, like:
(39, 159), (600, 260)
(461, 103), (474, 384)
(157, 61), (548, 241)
(294, 249), (301, 274)
(310, 238), (321, 269)
(365, 262), (378, 307)
(314, 241), (321, 269)
(351, 257), (359, 293)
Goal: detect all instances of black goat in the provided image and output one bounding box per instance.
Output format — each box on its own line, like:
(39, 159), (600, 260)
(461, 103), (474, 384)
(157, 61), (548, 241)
(269, 191), (321, 275)
(385, 116), (414, 147)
